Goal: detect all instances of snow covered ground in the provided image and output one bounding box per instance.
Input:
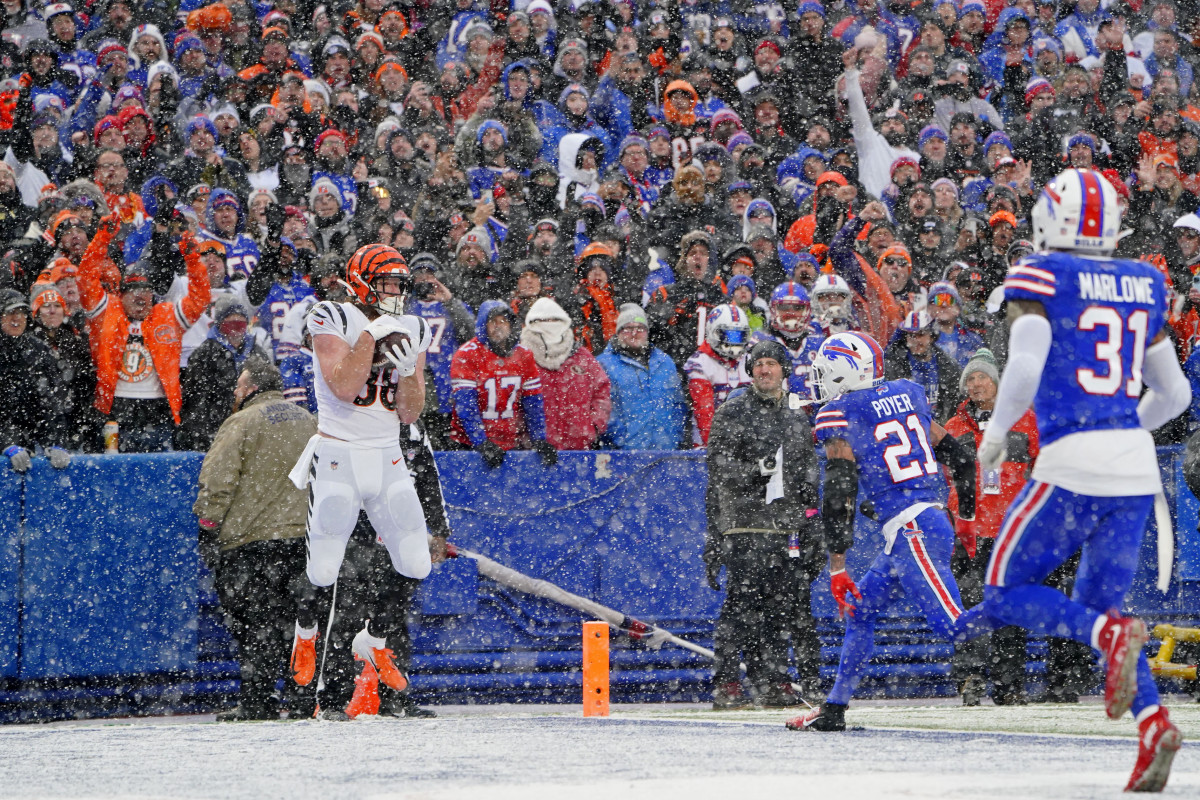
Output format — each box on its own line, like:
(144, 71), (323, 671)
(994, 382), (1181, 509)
(1, 699), (1197, 799)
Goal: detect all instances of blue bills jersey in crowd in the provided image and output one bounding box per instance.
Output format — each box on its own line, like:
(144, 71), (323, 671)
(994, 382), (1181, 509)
(259, 274), (317, 361)
(813, 379), (941, 524)
(410, 298), (464, 415)
(280, 349), (317, 413)
(1003, 252), (1166, 447)
(749, 326), (824, 397)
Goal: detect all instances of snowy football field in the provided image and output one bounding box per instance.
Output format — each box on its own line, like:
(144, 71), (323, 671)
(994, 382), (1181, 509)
(1, 699), (1198, 799)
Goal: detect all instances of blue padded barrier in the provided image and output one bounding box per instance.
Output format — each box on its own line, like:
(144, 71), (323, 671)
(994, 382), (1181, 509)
(19, 454), (202, 680)
(0, 467), (21, 679)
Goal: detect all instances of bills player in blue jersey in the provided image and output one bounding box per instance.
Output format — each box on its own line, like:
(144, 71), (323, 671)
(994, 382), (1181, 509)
(975, 169), (1191, 792)
(786, 331), (980, 732)
(748, 282), (824, 398)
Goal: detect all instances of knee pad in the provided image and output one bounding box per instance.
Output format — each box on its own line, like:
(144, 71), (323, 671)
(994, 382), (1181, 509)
(388, 536), (432, 581)
(308, 481), (357, 539)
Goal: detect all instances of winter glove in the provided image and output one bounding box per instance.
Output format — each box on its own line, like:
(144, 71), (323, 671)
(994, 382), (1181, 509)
(47, 447), (71, 470)
(364, 314), (407, 341)
(3, 446), (31, 473)
(382, 335), (419, 377)
(197, 524), (221, 572)
(978, 433), (1006, 474)
(830, 569), (862, 620)
(476, 440), (506, 469)
(859, 500), (877, 520)
(264, 203), (286, 241)
(706, 561), (721, 591)
(532, 438), (558, 467)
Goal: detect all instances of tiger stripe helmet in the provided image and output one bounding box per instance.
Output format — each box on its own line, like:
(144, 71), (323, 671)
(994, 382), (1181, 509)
(345, 243), (411, 315)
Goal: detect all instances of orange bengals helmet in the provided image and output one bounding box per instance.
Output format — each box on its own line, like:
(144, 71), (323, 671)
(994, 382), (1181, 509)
(345, 243), (411, 315)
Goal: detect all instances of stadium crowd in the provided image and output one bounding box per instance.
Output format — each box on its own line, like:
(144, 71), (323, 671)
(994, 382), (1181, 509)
(6, 0), (1200, 460)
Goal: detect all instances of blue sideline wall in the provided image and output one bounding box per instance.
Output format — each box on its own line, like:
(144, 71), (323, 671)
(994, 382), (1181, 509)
(1, 450), (1198, 719)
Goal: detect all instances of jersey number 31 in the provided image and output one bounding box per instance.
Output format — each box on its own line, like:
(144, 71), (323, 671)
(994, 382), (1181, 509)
(1077, 307), (1148, 397)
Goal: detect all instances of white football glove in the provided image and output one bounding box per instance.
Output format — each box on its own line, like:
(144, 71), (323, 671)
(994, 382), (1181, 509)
(382, 335), (419, 377)
(364, 315), (407, 342)
(978, 434), (1007, 474)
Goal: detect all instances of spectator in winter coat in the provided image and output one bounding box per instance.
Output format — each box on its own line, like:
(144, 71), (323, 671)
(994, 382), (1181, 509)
(178, 296), (272, 452)
(78, 215), (211, 452)
(199, 189), (262, 279)
(597, 305), (687, 450)
(883, 309), (962, 424)
(927, 281), (984, 367)
(519, 297), (611, 450)
(841, 46), (922, 200)
(448, 300), (557, 469)
(0, 289), (72, 472)
(29, 285), (98, 452)
(646, 230), (726, 369)
(944, 348), (1039, 707)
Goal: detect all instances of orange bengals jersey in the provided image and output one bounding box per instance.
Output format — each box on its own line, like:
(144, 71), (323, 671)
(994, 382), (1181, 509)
(449, 339), (542, 450)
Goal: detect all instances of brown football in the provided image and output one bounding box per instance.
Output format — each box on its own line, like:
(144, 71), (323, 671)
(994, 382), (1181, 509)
(373, 331), (412, 368)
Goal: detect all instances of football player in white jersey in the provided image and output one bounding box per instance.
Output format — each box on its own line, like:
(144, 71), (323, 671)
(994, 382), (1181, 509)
(288, 244), (433, 716)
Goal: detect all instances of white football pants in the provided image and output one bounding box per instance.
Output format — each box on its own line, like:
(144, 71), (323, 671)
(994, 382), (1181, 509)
(304, 437), (431, 586)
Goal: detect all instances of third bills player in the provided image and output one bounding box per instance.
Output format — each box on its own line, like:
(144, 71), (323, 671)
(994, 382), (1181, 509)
(787, 330), (980, 732)
(975, 169), (1190, 791)
(287, 244), (433, 718)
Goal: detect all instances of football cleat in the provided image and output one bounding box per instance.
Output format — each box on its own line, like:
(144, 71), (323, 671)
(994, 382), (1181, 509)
(1097, 616), (1148, 720)
(290, 623), (318, 687)
(345, 656), (380, 719)
(711, 681), (751, 710)
(1126, 707), (1182, 792)
(785, 702), (846, 732)
(352, 627), (409, 692)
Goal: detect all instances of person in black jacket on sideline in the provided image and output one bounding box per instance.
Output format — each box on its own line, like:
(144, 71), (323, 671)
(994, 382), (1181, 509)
(705, 340), (823, 710)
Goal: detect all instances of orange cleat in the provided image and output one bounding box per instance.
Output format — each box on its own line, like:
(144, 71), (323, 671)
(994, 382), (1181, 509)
(291, 624), (318, 687)
(1126, 706), (1182, 792)
(1097, 616), (1148, 720)
(352, 627), (408, 692)
(345, 657), (381, 719)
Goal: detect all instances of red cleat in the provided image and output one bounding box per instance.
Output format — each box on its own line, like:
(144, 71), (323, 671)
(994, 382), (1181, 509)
(1126, 707), (1182, 792)
(1096, 616), (1148, 720)
(290, 624), (318, 687)
(345, 657), (381, 719)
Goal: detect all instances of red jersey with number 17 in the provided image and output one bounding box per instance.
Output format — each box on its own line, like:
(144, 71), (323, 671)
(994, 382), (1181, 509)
(449, 339), (542, 449)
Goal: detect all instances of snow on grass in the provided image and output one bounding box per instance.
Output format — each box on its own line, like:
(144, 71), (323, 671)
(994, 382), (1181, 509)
(0, 701), (1196, 799)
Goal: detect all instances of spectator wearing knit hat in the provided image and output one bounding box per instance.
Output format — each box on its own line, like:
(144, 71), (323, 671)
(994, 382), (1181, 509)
(178, 295), (272, 451)
(163, 116), (252, 201)
(27, 283), (96, 451)
(311, 128), (357, 214)
(917, 124), (950, 182)
(0, 288), (72, 470)
(883, 308), (962, 424)
(927, 281), (983, 367)
(597, 304), (686, 450)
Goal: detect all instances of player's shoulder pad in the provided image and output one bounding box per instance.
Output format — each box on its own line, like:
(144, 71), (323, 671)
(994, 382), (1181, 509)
(308, 300), (351, 336)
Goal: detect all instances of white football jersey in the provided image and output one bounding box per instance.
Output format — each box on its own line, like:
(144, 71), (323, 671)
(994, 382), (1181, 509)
(307, 301), (432, 448)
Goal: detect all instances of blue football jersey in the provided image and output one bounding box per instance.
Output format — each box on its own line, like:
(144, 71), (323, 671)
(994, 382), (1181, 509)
(1003, 252), (1166, 447)
(410, 299), (462, 415)
(259, 274), (317, 361)
(749, 326), (824, 397)
(814, 379), (942, 524)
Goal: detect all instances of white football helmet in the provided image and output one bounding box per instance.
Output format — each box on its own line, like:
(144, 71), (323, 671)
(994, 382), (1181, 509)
(810, 331), (885, 403)
(705, 303), (750, 359)
(811, 274), (853, 330)
(1031, 168), (1119, 254)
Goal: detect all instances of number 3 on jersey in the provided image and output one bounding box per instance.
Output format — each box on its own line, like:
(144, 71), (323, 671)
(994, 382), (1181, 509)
(1076, 306), (1148, 397)
(875, 414), (938, 483)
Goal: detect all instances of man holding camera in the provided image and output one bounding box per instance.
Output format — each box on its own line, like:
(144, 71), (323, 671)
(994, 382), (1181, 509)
(704, 340), (824, 708)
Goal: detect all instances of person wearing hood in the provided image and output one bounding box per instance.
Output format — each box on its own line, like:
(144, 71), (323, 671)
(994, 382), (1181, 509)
(460, 61), (543, 171)
(163, 116), (252, 201)
(544, 36), (594, 103)
(464, 118), (514, 199)
(591, 52), (655, 151)
(448, 300), (557, 469)
(178, 295), (272, 451)
(537, 83), (615, 171)
(657, 80), (709, 167)
(556, 132), (605, 209)
(519, 296), (611, 451)
(570, 242), (624, 355)
(199, 189), (262, 279)
(725, 274), (769, 332)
